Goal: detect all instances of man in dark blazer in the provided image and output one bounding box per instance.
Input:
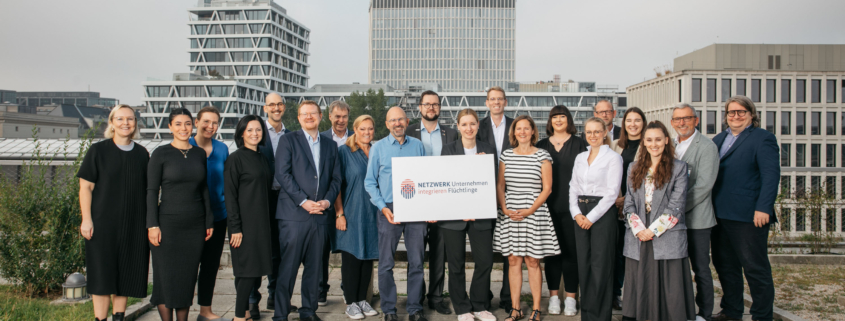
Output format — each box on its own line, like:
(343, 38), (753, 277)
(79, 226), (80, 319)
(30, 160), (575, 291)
(253, 93), (291, 317)
(407, 90), (459, 315)
(474, 86), (515, 312)
(273, 101), (342, 321)
(581, 99), (621, 141)
(710, 96), (780, 321)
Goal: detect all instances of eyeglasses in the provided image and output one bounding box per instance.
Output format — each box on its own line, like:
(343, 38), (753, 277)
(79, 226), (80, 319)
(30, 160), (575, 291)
(387, 117), (407, 124)
(727, 110), (749, 117)
(299, 112), (320, 118)
(585, 130), (605, 137)
(595, 110), (614, 116)
(671, 116), (696, 123)
(420, 103), (441, 109)
(266, 102), (284, 109)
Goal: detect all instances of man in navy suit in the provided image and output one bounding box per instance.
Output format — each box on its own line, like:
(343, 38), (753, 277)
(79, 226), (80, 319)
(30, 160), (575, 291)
(710, 96), (780, 321)
(273, 100), (342, 321)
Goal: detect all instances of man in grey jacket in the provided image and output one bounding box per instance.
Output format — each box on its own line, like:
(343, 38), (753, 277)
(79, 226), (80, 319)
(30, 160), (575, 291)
(671, 103), (719, 321)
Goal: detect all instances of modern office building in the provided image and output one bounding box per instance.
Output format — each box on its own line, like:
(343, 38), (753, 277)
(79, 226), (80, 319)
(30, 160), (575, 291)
(0, 103), (80, 139)
(627, 43), (845, 235)
(15, 91), (118, 108)
(368, 0), (516, 92)
(141, 0), (310, 139)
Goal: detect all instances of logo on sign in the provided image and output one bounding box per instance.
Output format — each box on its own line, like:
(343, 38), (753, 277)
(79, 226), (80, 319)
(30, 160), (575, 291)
(400, 179), (415, 199)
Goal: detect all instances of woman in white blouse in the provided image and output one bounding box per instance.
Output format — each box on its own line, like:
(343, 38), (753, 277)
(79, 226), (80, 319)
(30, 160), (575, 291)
(568, 117), (623, 321)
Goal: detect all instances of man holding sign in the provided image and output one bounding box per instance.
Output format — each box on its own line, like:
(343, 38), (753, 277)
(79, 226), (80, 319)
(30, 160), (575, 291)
(364, 107), (428, 321)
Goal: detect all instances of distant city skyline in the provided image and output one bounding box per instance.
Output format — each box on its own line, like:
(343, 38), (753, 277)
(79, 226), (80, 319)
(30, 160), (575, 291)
(1, 0), (843, 105)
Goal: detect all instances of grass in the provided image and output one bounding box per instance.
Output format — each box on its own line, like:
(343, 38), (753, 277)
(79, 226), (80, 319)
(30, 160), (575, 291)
(0, 283), (151, 321)
(768, 264), (845, 321)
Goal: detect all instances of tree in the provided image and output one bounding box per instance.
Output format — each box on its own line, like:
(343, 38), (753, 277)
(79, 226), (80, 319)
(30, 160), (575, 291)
(280, 101), (301, 132)
(346, 89), (390, 140)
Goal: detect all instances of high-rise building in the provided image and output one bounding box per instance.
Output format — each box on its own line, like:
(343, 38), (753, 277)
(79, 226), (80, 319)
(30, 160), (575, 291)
(141, 0), (310, 139)
(368, 0), (515, 92)
(627, 44), (845, 235)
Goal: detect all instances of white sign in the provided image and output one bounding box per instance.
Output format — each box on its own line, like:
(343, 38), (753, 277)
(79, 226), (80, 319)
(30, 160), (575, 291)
(392, 154), (497, 222)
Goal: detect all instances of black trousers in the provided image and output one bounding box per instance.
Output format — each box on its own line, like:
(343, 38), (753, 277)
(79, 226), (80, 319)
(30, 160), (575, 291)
(712, 219), (774, 321)
(197, 219), (227, 306)
(574, 197), (618, 321)
(421, 222), (446, 304)
(251, 189), (282, 304)
(321, 215), (334, 297)
(612, 220), (626, 297)
(340, 251), (374, 303)
(688, 228), (714, 320)
(235, 277), (261, 318)
(544, 208), (579, 293)
(442, 223), (493, 315)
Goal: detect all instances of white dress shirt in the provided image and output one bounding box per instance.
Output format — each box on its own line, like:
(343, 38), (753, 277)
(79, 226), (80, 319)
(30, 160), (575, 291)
(491, 116), (507, 156)
(331, 129), (348, 147)
(569, 144), (623, 223)
(674, 129), (697, 159)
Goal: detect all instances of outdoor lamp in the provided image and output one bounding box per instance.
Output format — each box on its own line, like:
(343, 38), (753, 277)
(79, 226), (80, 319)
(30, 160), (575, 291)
(61, 272), (89, 301)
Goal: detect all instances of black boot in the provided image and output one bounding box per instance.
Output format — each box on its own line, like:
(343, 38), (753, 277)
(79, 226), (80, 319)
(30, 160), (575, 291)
(112, 312), (125, 321)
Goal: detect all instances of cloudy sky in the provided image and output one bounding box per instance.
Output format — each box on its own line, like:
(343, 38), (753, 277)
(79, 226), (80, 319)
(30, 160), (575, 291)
(1, 0), (843, 105)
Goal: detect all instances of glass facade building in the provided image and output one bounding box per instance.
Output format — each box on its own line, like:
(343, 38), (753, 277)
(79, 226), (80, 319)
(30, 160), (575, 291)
(16, 92), (118, 108)
(369, 0), (515, 92)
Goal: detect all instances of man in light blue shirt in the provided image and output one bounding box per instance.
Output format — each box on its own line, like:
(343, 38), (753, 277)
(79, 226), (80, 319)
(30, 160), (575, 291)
(364, 107), (429, 321)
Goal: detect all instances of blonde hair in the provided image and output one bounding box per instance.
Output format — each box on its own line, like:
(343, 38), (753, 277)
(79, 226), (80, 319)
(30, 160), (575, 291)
(486, 86), (507, 100)
(346, 115), (375, 152)
(584, 117), (611, 145)
(105, 104), (141, 139)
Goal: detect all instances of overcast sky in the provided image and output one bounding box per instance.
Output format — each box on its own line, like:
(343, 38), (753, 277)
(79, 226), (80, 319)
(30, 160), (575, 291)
(1, 0), (843, 105)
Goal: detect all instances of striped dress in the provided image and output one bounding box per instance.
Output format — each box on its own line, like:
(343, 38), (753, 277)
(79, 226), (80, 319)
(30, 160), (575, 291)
(493, 148), (561, 258)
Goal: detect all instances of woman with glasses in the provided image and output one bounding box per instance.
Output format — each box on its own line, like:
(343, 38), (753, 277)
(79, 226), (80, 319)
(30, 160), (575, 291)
(78, 105), (149, 321)
(569, 117), (623, 321)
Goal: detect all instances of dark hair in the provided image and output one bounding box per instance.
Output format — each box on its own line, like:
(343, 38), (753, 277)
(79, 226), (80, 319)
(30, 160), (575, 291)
(508, 115), (539, 147)
(545, 105), (577, 136)
(196, 106), (221, 122)
(234, 115), (267, 149)
(629, 121), (675, 192)
(419, 90), (440, 104)
(169, 108), (193, 124)
(617, 107), (647, 149)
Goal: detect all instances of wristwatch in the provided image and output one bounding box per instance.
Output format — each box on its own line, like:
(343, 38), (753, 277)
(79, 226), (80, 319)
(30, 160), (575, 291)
(337, 214), (345, 218)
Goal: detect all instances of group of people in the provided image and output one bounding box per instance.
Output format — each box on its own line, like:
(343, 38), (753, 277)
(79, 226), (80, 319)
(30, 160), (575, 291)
(78, 85), (780, 321)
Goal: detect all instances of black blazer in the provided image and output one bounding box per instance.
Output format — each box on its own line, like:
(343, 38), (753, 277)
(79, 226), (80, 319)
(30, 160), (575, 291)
(407, 122), (459, 150)
(259, 120), (290, 180)
(438, 139), (498, 231)
(581, 124), (621, 141)
(274, 130), (343, 225)
(477, 115), (514, 155)
(711, 126), (780, 223)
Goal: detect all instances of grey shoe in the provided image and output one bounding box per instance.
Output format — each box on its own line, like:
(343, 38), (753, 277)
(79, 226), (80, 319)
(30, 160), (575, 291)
(346, 303), (365, 320)
(358, 300), (379, 316)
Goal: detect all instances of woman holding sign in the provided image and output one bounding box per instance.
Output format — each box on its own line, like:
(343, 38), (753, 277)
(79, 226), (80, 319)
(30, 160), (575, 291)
(439, 109), (499, 321)
(493, 115), (559, 321)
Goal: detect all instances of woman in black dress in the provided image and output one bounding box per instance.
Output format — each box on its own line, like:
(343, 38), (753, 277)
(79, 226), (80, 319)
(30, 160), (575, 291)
(147, 108), (213, 321)
(535, 106), (587, 317)
(78, 104), (149, 321)
(225, 115), (274, 321)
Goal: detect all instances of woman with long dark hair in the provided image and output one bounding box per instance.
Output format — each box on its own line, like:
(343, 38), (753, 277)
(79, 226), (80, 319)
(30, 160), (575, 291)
(535, 106), (587, 316)
(621, 121), (695, 321)
(147, 108), (213, 321)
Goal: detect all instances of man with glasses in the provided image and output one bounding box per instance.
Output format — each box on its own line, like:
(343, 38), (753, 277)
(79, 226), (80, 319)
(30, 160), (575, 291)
(252, 93), (292, 318)
(710, 96), (779, 321)
(671, 104), (719, 321)
(407, 90), (458, 315)
(273, 101), (343, 321)
(365, 107), (428, 321)
(582, 100), (621, 140)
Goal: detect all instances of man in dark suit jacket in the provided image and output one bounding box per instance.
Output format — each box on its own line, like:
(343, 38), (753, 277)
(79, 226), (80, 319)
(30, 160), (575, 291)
(710, 96), (780, 321)
(253, 93), (291, 316)
(273, 101), (342, 321)
(580, 99), (621, 141)
(407, 90), (458, 315)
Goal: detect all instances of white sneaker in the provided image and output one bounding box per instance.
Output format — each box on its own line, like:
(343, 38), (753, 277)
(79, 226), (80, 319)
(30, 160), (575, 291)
(359, 300), (379, 316)
(346, 303), (365, 319)
(563, 297), (577, 316)
(458, 313), (474, 321)
(695, 316), (706, 321)
(547, 295), (561, 315)
(473, 310), (496, 321)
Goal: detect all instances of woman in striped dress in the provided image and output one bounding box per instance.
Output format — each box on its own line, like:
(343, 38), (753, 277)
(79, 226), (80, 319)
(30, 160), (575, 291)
(493, 115), (560, 321)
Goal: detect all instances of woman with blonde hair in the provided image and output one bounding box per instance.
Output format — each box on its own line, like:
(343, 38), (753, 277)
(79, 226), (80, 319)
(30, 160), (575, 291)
(78, 104), (148, 321)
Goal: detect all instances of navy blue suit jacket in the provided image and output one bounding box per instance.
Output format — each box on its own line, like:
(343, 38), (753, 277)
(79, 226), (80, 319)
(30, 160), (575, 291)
(259, 120), (290, 179)
(712, 126), (780, 223)
(274, 130), (342, 224)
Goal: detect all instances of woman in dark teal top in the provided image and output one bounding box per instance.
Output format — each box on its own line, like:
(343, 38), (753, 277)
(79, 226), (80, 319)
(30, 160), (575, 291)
(332, 115), (380, 318)
(188, 106), (231, 321)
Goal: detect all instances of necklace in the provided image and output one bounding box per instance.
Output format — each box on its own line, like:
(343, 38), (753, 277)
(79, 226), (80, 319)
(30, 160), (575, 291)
(178, 148), (189, 158)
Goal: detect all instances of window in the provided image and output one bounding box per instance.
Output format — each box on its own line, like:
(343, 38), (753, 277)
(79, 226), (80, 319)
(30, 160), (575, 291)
(796, 208), (806, 231)
(766, 111), (776, 133)
(768, 55), (781, 69)
(696, 110), (702, 132)
(781, 79), (791, 103)
(721, 110), (728, 132)
(796, 144), (806, 167)
(811, 111), (820, 135)
(678, 79), (682, 102)
(827, 80), (837, 103)
(796, 111), (806, 135)
(827, 144), (836, 167)
(736, 79), (746, 97)
(796, 176), (806, 198)
(781, 176), (791, 195)
(721, 79), (731, 102)
(826, 176), (836, 198)
(781, 144), (790, 167)
(692, 78), (702, 102)
(766, 79), (776, 102)
(796, 79), (806, 102)
(706, 110), (716, 134)
(707, 78), (717, 102)
(827, 112), (836, 135)
(811, 176), (821, 191)
(811, 80), (821, 103)
(751, 79), (761, 102)
(781, 111), (791, 135)
(811, 144), (820, 167)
